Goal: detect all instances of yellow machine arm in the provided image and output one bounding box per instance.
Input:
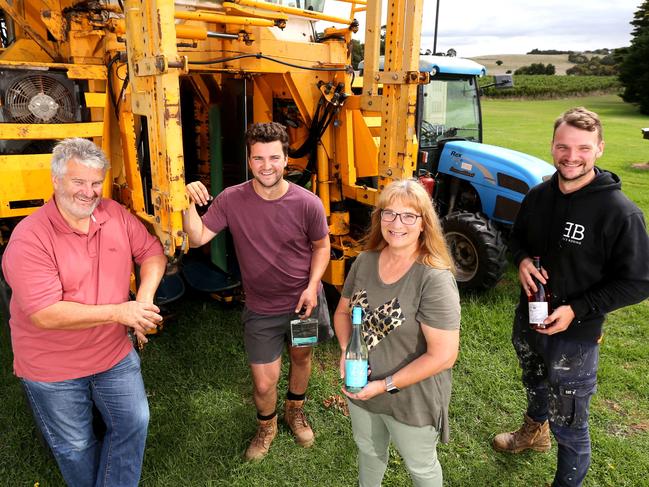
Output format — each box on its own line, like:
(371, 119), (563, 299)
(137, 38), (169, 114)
(123, 0), (189, 256)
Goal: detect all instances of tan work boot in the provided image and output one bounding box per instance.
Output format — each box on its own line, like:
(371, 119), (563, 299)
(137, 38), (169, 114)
(244, 416), (278, 461)
(492, 414), (551, 453)
(284, 399), (315, 447)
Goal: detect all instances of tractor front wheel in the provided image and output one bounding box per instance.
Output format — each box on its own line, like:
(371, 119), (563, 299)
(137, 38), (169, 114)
(442, 212), (507, 291)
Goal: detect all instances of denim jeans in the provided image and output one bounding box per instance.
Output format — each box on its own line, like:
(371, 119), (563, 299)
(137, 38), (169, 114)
(22, 349), (149, 487)
(512, 308), (599, 487)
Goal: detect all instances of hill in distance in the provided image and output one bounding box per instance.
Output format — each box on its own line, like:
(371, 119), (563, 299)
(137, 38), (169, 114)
(469, 54), (572, 75)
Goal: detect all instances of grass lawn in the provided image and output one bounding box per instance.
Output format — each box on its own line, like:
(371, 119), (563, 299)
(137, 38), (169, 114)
(1, 94), (648, 486)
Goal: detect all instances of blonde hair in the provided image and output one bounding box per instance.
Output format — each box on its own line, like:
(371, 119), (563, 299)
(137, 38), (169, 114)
(364, 179), (455, 271)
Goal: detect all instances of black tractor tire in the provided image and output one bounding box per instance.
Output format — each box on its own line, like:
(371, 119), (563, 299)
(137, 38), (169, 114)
(441, 212), (507, 291)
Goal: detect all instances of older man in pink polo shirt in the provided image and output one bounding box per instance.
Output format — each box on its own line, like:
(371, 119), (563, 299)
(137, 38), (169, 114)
(2, 138), (166, 487)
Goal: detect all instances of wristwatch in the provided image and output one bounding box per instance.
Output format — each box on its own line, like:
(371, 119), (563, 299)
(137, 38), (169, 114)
(385, 375), (400, 394)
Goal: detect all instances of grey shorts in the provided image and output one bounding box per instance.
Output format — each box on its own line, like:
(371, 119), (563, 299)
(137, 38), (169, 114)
(242, 288), (333, 364)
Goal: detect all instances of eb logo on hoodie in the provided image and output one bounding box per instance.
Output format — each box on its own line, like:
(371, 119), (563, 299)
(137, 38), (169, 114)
(563, 222), (585, 245)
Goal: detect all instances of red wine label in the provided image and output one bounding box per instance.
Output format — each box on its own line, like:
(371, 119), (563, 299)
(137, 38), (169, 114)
(529, 302), (549, 324)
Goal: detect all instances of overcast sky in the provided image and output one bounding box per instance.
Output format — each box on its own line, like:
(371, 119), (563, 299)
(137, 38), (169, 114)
(323, 0), (641, 57)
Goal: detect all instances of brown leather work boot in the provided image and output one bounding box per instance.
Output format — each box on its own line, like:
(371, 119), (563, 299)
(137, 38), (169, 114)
(284, 399), (315, 447)
(244, 416), (278, 461)
(492, 413), (551, 453)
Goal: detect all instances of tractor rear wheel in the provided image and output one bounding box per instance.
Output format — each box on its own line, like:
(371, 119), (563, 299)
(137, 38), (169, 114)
(442, 212), (507, 291)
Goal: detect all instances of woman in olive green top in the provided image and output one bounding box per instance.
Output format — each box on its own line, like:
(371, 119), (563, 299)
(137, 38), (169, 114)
(333, 179), (461, 487)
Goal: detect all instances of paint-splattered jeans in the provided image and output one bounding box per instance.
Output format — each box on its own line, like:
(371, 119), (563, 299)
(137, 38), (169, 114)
(512, 308), (599, 487)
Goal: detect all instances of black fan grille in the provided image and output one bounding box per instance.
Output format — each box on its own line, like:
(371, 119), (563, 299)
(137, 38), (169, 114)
(3, 74), (76, 123)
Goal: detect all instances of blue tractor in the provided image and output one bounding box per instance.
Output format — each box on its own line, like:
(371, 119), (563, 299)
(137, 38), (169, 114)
(414, 56), (555, 289)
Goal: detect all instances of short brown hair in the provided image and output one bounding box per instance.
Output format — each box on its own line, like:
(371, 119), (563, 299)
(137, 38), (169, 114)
(245, 122), (289, 157)
(553, 107), (603, 142)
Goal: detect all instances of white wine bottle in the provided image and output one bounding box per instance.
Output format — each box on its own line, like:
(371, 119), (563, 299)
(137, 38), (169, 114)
(345, 306), (368, 392)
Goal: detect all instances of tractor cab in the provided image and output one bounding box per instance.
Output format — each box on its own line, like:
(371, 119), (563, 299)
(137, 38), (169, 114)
(356, 55), (488, 175)
(416, 56), (486, 174)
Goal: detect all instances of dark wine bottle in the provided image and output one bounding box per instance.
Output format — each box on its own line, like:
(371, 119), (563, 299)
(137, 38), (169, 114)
(528, 256), (552, 329)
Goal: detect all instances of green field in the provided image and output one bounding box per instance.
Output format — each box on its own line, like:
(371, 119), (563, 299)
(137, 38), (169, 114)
(1, 95), (649, 486)
(480, 76), (621, 99)
(483, 95), (649, 213)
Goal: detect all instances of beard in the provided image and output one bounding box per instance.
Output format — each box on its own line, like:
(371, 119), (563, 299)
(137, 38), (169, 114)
(556, 162), (593, 182)
(55, 190), (101, 220)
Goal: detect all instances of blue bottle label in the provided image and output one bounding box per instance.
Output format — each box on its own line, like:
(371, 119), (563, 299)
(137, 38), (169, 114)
(345, 360), (368, 389)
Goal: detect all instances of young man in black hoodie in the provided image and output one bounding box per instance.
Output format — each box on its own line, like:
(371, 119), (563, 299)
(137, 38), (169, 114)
(492, 107), (649, 487)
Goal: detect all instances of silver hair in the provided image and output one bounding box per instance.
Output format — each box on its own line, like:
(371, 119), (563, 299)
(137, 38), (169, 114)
(51, 138), (110, 178)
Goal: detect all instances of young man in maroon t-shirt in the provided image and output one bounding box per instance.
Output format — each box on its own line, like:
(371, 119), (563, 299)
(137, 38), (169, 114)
(183, 122), (331, 461)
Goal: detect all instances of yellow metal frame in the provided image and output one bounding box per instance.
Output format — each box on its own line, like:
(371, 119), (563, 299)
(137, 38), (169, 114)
(231, 0), (353, 24)
(123, 0), (188, 256)
(0, 0), (429, 288)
